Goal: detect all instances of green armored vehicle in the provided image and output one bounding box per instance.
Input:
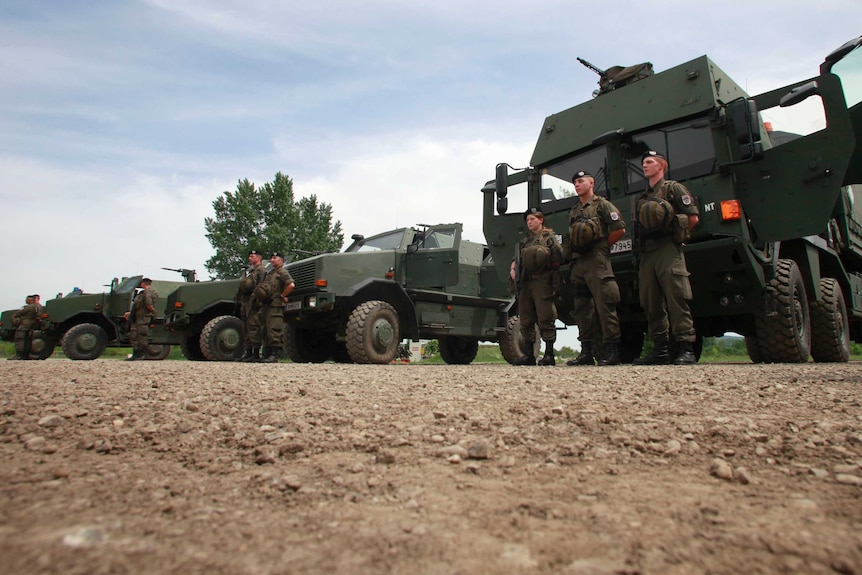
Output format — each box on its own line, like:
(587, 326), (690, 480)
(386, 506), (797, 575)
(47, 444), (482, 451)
(0, 275), (189, 360)
(282, 223), (527, 364)
(487, 35), (862, 363)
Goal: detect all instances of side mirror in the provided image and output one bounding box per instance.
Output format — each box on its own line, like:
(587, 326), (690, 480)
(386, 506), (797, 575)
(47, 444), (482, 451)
(496, 197), (508, 214)
(495, 163), (509, 215)
(779, 81), (819, 108)
(727, 98), (763, 160)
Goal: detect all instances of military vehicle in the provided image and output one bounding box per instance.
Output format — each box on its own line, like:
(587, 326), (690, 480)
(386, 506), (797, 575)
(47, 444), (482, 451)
(486, 35), (862, 363)
(281, 223), (530, 364)
(162, 278), (246, 361)
(0, 275), (189, 360)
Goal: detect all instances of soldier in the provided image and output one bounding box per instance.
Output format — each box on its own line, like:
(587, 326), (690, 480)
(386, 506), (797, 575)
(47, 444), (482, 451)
(562, 170), (626, 366)
(236, 249), (269, 362)
(124, 278), (158, 361)
(9, 295), (40, 360)
(632, 150), (700, 365)
(511, 208), (562, 366)
(256, 252), (295, 363)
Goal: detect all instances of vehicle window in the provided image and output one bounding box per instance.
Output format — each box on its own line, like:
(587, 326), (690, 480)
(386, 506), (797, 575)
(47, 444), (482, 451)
(832, 43), (862, 109)
(422, 227), (456, 249)
(346, 229), (406, 252)
(625, 120), (715, 194)
(542, 147), (609, 198)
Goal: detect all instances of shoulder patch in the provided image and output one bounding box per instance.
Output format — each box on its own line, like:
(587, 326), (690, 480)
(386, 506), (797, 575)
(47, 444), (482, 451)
(610, 211), (620, 221)
(681, 195), (692, 206)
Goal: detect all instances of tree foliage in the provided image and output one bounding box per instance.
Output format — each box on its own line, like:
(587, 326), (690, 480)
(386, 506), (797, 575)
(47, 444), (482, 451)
(204, 172), (344, 279)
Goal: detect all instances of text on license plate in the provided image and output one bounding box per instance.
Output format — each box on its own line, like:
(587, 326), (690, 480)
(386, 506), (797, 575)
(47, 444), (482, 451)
(285, 301), (302, 311)
(610, 239), (633, 254)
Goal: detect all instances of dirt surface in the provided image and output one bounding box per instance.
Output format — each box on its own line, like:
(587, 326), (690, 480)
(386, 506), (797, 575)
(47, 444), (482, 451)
(1, 359), (860, 575)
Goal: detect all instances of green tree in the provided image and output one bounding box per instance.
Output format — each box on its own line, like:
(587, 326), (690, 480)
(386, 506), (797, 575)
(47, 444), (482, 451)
(204, 172), (344, 279)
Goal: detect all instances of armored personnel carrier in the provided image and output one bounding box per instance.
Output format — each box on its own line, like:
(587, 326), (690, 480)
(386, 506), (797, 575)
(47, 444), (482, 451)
(486, 35), (862, 363)
(282, 223), (529, 364)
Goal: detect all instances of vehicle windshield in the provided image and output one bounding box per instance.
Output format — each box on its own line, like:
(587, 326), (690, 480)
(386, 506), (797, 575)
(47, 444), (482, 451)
(345, 229), (406, 252)
(419, 226), (457, 249)
(114, 276), (142, 293)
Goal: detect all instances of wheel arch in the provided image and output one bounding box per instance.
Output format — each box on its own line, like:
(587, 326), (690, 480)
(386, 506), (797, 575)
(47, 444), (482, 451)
(340, 279), (418, 339)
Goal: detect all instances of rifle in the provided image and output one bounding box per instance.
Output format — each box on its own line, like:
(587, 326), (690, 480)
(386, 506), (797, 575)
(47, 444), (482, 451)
(162, 267), (198, 282)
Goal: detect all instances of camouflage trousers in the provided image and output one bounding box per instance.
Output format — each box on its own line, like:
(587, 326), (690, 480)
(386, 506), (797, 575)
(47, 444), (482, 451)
(638, 239), (695, 343)
(129, 317), (152, 350)
(14, 328), (33, 356)
(244, 302), (264, 346)
(263, 303), (284, 350)
(518, 275), (557, 343)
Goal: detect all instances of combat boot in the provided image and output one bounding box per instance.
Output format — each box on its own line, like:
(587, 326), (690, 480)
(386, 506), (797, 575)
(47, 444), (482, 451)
(512, 342), (536, 366)
(566, 342), (594, 366)
(243, 347), (260, 363)
(632, 340), (670, 365)
(259, 346), (278, 363)
(597, 342), (620, 366)
(537, 344), (555, 366)
(673, 341), (697, 365)
(235, 346), (253, 362)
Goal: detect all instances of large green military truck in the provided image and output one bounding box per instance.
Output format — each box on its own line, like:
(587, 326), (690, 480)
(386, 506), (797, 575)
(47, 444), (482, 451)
(486, 35), (862, 363)
(282, 223), (527, 364)
(0, 275), (189, 360)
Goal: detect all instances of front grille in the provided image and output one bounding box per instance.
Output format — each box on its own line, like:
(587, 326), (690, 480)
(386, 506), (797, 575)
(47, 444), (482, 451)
(288, 259), (318, 291)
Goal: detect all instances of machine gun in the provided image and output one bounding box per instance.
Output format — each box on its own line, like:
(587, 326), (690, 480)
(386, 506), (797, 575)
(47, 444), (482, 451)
(162, 267), (198, 283)
(578, 57), (654, 96)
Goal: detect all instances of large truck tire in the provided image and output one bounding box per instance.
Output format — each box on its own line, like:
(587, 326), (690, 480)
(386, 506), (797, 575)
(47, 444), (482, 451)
(810, 277), (850, 363)
(346, 300), (400, 364)
(145, 344), (172, 361)
(283, 324), (334, 363)
(744, 335), (763, 364)
(438, 336), (479, 364)
(28, 330), (55, 360)
(61, 323), (108, 361)
(180, 335), (206, 361)
(751, 259), (811, 363)
(499, 316), (541, 364)
(200, 315), (244, 361)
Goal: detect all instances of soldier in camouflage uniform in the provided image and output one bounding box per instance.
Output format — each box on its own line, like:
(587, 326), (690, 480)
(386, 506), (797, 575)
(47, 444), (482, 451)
(124, 278), (158, 361)
(561, 170), (627, 366)
(9, 295), (40, 360)
(257, 252), (295, 363)
(236, 249), (269, 362)
(633, 151), (700, 365)
(511, 208), (562, 366)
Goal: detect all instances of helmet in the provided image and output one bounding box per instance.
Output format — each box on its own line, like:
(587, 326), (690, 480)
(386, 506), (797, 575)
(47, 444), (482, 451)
(253, 284), (271, 303)
(570, 219), (600, 248)
(638, 197), (674, 233)
(239, 276), (255, 294)
(521, 244), (551, 272)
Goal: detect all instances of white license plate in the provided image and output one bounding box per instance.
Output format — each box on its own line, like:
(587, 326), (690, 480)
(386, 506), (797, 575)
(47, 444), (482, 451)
(611, 239), (633, 254)
(285, 301), (302, 311)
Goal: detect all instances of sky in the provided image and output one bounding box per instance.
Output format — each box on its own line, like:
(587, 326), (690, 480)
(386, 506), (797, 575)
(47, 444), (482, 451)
(2, 1), (860, 351)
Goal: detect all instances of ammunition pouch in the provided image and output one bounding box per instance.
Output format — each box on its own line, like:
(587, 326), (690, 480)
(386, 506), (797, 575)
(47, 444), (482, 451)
(11, 314), (21, 328)
(522, 245), (551, 273)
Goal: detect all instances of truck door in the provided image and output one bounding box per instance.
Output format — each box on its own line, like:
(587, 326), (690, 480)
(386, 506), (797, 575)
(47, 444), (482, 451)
(732, 73), (856, 242)
(404, 224), (461, 288)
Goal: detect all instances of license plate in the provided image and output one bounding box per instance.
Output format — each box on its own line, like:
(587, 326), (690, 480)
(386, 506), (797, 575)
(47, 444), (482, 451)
(611, 239), (633, 254)
(285, 301), (302, 311)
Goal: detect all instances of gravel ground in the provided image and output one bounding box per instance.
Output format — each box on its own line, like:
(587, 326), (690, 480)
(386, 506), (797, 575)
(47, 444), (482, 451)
(1, 359), (860, 575)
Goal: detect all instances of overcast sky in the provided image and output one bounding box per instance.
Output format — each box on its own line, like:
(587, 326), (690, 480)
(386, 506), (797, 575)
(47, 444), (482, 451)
(2, 1), (860, 349)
